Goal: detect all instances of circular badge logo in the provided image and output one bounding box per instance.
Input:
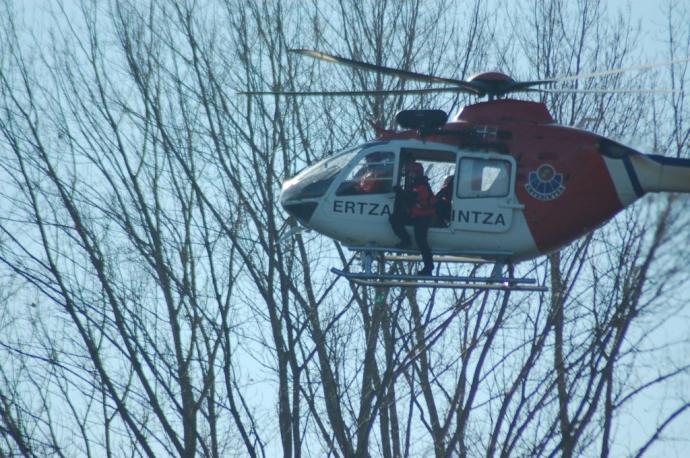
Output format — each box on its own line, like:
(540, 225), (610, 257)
(525, 164), (565, 201)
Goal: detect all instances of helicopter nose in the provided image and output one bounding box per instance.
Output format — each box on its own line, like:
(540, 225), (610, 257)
(281, 200), (318, 224)
(279, 147), (358, 224)
(280, 179), (320, 224)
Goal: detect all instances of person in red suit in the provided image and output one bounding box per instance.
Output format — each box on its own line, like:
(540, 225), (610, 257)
(390, 161), (435, 275)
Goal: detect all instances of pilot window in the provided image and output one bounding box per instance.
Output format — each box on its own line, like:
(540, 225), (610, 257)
(457, 158), (511, 198)
(336, 151), (395, 195)
(281, 147), (359, 202)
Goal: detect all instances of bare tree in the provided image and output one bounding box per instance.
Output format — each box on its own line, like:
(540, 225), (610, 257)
(0, 0), (688, 457)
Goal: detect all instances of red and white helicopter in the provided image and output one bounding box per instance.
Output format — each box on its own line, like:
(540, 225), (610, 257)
(250, 50), (690, 290)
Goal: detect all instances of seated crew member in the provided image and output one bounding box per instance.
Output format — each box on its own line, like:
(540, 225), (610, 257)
(389, 161), (435, 275)
(359, 152), (392, 193)
(359, 168), (382, 193)
(434, 174), (454, 225)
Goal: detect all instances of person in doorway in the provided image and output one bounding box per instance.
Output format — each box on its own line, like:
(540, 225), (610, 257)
(389, 161), (435, 275)
(435, 174), (454, 225)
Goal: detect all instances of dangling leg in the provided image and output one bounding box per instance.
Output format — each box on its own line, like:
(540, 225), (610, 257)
(413, 217), (433, 275)
(490, 261), (505, 280)
(389, 211), (411, 248)
(361, 250), (374, 274)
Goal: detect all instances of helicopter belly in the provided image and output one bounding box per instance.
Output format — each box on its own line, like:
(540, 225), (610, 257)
(310, 198), (539, 261)
(429, 211), (539, 260)
(310, 196), (397, 245)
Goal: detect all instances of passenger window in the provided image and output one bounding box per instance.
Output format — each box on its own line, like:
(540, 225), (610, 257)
(457, 158), (511, 198)
(336, 152), (394, 195)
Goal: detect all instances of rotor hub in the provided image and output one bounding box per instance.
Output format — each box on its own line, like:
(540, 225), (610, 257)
(466, 72), (520, 99)
(468, 72), (515, 83)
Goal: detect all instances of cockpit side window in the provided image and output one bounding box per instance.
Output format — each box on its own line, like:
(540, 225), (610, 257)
(281, 148), (358, 202)
(457, 158), (511, 198)
(336, 151), (395, 196)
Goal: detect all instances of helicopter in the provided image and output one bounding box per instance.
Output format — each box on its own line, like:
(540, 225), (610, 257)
(248, 50), (690, 290)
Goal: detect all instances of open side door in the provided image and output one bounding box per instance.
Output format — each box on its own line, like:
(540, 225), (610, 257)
(451, 153), (521, 233)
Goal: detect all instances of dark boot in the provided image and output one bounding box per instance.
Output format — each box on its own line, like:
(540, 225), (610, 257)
(417, 264), (433, 276)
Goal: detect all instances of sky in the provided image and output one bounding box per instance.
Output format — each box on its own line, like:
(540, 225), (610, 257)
(606, 5), (690, 456)
(5, 0), (689, 456)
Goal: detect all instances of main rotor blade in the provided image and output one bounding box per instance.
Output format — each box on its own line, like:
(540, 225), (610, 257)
(536, 87), (681, 94)
(290, 48), (480, 94)
(239, 87), (475, 97)
(551, 57), (690, 82)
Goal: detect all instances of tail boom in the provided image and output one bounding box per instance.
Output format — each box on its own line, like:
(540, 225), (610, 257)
(630, 154), (690, 194)
(604, 152), (690, 206)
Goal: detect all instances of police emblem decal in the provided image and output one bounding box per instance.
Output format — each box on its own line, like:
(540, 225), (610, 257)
(525, 164), (566, 201)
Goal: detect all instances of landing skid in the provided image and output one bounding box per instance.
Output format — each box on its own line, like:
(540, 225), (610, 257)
(334, 246), (547, 291)
(331, 268), (546, 291)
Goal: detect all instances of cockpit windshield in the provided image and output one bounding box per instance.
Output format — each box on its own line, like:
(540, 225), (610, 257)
(281, 146), (360, 202)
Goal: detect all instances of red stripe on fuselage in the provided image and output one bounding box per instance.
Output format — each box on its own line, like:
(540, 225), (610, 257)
(512, 125), (624, 253)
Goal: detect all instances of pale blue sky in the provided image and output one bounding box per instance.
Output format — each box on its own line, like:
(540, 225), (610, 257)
(5, 1), (688, 456)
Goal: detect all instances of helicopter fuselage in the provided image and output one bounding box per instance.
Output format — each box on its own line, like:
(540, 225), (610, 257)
(281, 99), (690, 262)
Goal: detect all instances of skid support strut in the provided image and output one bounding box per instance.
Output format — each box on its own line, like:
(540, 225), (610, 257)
(333, 247), (546, 291)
